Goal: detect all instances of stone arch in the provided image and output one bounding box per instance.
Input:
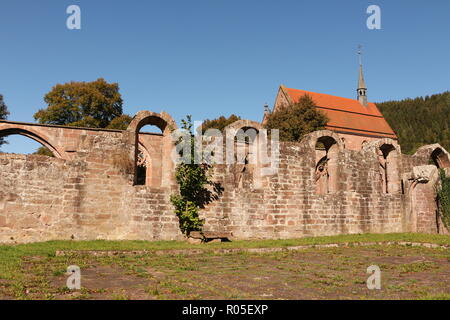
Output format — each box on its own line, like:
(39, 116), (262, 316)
(224, 120), (263, 133)
(0, 127), (63, 158)
(301, 130), (345, 152)
(224, 119), (263, 145)
(224, 120), (264, 189)
(414, 144), (450, 169)
(127, 111), (177, 186)
(307, 131), (342, 194)
(377, 142), (401, 194)
(127, 111), (177, 135)
(431, 148), (450, 168)
(361, 138), (402, 194)
(361, 137), (401, 155)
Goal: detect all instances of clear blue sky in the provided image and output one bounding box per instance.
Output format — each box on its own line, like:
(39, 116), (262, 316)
(1, 0), (449, 153)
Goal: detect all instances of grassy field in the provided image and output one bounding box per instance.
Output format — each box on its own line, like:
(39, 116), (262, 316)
(0, 233), (449, 300)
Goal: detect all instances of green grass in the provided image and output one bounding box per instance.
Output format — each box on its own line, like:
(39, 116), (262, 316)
(0, 233), (448, 300)
(399, 261), (440, 273)
(0, 233), (448, 293)
(418, 293), (450, 300)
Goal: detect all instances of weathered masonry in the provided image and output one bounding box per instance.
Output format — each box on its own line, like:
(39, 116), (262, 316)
(0, 111), (448, 243)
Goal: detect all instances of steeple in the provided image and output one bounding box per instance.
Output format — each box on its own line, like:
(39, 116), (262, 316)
(357, 46), (368, 107)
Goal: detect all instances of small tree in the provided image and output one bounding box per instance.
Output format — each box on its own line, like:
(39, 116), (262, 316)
(170, 115), (222, 236)
(264, 95), (328, 142)
(0, 94), (10, 148)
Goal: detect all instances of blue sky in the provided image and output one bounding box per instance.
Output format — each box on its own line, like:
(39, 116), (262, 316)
(1, 0), (449, 153)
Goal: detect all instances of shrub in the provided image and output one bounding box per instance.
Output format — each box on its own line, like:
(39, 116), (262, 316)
(436, 169), (450, 228)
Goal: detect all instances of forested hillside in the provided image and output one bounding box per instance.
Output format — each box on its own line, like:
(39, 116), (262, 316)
(377, 91), (450, 154)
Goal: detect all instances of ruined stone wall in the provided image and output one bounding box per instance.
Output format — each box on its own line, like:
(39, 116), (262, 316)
(0, 154), (69, 242)
(200, 132), (450, 239)
(336, 132), (385, 152)
(0, 125), (182, 243)
(412, 182), (438, 234)
(0, 116), (448, 243)
(201, 137), (406, 239)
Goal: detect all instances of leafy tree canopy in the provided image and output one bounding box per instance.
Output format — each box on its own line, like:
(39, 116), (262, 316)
(106, 114), (134, 130)
(34, 78), (130, 129)
(32, 78), (132, 156)
(34, 146), (55, 157)
(264, 95), (328, 142)
(201, 114), (241, 133)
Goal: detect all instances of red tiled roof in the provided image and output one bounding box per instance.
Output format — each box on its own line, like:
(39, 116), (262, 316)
(284, 88), (397, 139)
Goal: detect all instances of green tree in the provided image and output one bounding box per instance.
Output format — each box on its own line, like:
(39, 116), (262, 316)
(170, 115), (223, 236)
(201, 114), (241, 133)
(33, 78), (132, 156)
(34, 78), (128, 128)
(34, 146), (55, 157)
(377, 91), (450, 154)
(0, 94), (10, 148)
(106, 114), (134, 130)
(264, 95), (328, 142)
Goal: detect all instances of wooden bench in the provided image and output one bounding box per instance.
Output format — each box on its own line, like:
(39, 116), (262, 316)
(189, 231), (232, 243)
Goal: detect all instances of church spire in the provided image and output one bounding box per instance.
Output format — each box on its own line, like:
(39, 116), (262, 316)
(357, 45), (368, 107)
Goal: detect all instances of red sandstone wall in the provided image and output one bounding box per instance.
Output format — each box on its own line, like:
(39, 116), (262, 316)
(0, 128), (182, 243)
(201, 141), (405, 239)
(413, 182), (438, 233)
(336, 132), (380, 151)
(0, 154), (68, 242)
(0, 120), (446, 243)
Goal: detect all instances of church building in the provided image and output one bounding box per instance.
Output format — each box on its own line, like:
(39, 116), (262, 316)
(263, 62), (397, 151)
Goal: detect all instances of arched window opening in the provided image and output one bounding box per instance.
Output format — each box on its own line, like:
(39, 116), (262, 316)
(129, 112), (174, 187)
(234, 127), (258, 166)
(223, 121), (264, 185)
(139, 124), (163, 135)
(0, 132), (58, 158)
(233, 126), (260, 188)
(377, 144), (399, 194)
(315, 136), (339, 194)
(136, 124), (162, 186)
(234, 126), (258, 143)
(430, 148), (450, 168)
